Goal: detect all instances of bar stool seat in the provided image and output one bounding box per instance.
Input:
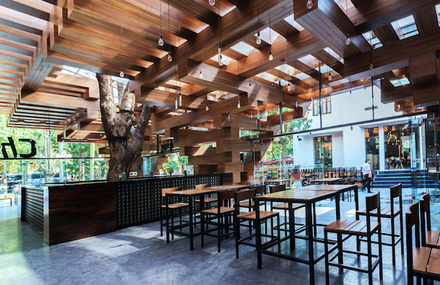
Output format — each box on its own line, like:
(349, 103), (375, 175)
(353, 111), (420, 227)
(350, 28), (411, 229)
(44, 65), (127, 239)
(239, 200), (265, 208)
(161, 203), (188, 209)
(326, 219), (379, 235)
(425, 230), (440, 247)
(237, 210), (278, 220)
(202, 207), (235, 215)
(356, 206), (400, 217)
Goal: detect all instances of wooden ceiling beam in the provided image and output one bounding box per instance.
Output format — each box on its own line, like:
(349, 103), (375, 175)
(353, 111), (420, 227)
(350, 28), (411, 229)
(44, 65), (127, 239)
(228, 30), (325, 79)
(409, 52), (440, 86)
(129, 0), (292, 92)
(138, 88), (204, 110)
(344, 29), (440, 82)
(413, 5), (439, 34)
(294, 0), (370, 58)
(271, 20), (300, 39)
(0, 0), (50, 21)
(164, 0), (219, 25)
(353, 0), (440, 34)
(380, 81), (413, 104)
(373, 24), (399, 46)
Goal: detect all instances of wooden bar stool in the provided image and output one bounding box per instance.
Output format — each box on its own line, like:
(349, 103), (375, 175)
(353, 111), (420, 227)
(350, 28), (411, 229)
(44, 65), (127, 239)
(406, 202), (440, 285)
(201, 190), (235, 253)
(325, 192), (382, 285)
(420, 193), (440, 248)
(356, 183), (403, 265)
(234, 189), (280, 259)
(160, 187), (189, 237)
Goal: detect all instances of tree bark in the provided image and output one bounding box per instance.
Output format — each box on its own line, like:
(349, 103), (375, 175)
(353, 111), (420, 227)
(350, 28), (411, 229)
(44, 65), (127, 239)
(96, 74), (153, 181)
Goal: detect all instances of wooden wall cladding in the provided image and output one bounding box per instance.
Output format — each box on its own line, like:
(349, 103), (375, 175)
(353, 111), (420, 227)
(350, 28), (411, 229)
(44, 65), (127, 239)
(45, 183), (117, 245)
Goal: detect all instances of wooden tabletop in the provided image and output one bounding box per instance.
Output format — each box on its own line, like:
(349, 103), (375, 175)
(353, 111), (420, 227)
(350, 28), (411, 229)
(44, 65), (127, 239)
(312, 178), (342, 182)
(301, 184), (355, 192)
(257, 189), (339, 203)
(169, 185), (249, 196)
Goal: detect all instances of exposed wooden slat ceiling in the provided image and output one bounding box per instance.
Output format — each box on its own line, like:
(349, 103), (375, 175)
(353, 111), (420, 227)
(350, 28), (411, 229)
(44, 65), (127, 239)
(0, 0), (438, 131)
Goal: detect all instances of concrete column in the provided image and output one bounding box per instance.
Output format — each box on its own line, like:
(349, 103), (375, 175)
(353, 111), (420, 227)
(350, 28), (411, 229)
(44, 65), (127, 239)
(378, 125), (385, 171)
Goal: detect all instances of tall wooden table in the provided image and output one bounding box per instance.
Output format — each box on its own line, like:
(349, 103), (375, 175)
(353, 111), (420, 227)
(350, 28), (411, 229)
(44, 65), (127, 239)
(166, 185), (248, 250)
(254, 184), (358, 285)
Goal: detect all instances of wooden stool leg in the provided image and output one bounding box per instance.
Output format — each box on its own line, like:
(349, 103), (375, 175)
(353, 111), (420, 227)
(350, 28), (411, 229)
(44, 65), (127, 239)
(391, 215), (396, 265)
(325, 231), (330, 285)
(368, 233), (373, 285)
(400, 211), (404, 254)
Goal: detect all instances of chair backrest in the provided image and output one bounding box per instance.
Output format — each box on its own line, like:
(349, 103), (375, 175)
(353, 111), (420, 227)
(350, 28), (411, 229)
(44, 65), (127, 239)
(253, 185), (266, 195)
(234, 189), (256, 203)
(271, 184), (286, 193)
(390, 183), (402, 215)
(162, 187), (180, 197)
(406, 202), (421, 276)
(365, 191), (380, 232)
(219, 189), (235, 201)
(420, 193), (431, 246)
(195, 184), (209, 189)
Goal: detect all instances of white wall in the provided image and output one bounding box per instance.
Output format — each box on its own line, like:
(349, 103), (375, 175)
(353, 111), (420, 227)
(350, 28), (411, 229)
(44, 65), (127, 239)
(332, 132), (344, 167)
(309, 86), (400, 129)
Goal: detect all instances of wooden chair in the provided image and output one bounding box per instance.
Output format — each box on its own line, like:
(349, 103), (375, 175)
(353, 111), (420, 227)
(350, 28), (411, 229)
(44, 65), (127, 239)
(234, 189), (279, 259)
(195, 184), (218, 208)
(406, 202), (440, 285)
(200, 189), (236, 252)
(420, 193), (440, 248)
(356, 183), (403, 265)
(325, 192), (382, 285)
(239, 185), (266, 209)
(160, 187), (189, 237)
(270, 184), (305, 236)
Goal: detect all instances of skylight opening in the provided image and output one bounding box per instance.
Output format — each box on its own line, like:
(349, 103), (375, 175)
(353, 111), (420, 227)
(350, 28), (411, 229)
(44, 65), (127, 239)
(61, 65), (96, 79)
(297, 54), (316, 68)
(275, 64), (301, 76)
(315, 63), (334, 73)
(390, 78), (410, 87)
(294, 73), (311, 80)
(230, 42), (256, 56)
(255, 27), (280, 45)
(283, 15), (305, 31)
(255, 72), (277, 82)
(391, 15), (419, 40)
(362, 31), (383, 49)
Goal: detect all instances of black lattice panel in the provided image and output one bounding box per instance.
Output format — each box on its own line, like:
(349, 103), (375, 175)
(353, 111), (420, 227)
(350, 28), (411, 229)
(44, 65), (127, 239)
(117, 174), (226, 228)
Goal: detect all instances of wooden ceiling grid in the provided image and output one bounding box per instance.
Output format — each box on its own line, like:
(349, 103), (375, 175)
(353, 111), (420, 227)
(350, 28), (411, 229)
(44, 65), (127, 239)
(0, 0), (435, 135)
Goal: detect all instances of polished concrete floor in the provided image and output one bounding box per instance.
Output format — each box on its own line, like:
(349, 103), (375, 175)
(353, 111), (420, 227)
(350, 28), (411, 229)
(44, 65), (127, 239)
(1, 189), (440, 285)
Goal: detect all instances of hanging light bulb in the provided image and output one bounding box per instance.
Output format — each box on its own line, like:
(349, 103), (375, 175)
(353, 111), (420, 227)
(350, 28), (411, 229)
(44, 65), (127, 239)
(227, 112), (231, 121)
(206, 104), (209, 111)
(175, 97), (178, 109)
(249, 82), (252, 92)
(218, 43), (222, 63)
(369, 61), (374, 70)
(219, 55), (223, 66)
(237, 100), (241, 108)
(179, 92), (182, 106)
(287, 83), (291, 92)
(295, 100), (298, 108)
(209, 0), (215, 6)
(306, 0), (313, 9)
(256, 31), (261, 45)
(269, 51), (273, 61)
(158, 34), (164, 46)
(167, 51), (172, 62)
(345, 34), (351, 46)
(119, 68), (124, 78)
(328, 72), (332, 81)
(199, 70), (203, 79)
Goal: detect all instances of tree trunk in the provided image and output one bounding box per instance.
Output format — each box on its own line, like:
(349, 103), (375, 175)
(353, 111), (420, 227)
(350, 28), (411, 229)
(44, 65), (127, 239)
(96, 74), (153, 182)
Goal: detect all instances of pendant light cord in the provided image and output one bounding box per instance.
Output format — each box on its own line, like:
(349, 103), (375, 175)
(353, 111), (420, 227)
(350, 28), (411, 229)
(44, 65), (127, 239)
(160, 0), (162, 34)
(120, 14), (123, 71)
(218, 0), (221, 47)
(168, 0), (170, 54)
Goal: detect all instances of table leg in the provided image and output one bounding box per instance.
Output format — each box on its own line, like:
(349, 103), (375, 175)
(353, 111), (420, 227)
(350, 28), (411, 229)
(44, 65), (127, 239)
(189, 196), (194, 251)
(166, 195), (170, 243)
(335, 192), (343, 265)
(306, 203), (314, 285)
(255, 198), (262, 269)
(289, 201), (295, 252)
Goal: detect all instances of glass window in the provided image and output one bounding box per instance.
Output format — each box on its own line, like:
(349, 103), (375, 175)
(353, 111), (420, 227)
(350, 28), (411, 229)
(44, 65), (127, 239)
(365, 128), (380, 170)
(314, 135), (332, 168)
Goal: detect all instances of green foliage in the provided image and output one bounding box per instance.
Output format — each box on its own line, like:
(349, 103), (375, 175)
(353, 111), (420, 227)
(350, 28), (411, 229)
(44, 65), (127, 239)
(266, 118), (313, 160)
(162, 153), (188, 175)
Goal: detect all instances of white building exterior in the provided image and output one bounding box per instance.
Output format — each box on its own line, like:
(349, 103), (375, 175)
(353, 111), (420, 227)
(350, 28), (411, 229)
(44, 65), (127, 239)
(292, 85), (414, 170)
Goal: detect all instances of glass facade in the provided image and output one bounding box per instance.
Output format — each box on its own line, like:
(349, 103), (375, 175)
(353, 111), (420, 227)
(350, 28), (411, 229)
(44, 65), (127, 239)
(365, 128), (380, 170)
(314, 136), (332, 168)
